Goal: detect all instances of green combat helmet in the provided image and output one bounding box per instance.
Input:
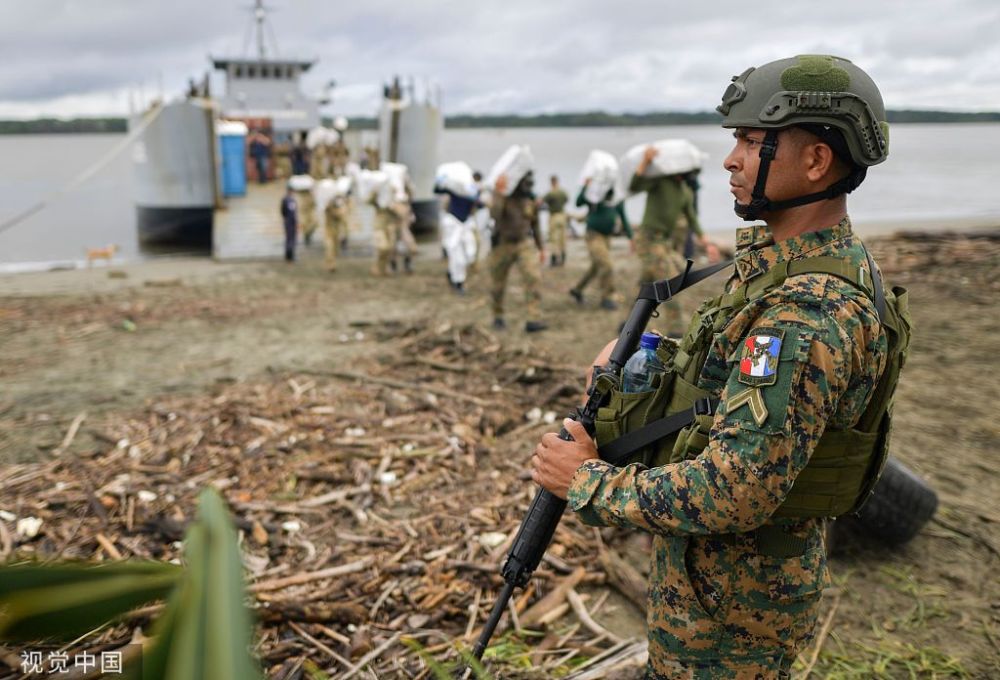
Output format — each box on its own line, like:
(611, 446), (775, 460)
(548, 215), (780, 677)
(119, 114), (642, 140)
(717, 54), (889, 220)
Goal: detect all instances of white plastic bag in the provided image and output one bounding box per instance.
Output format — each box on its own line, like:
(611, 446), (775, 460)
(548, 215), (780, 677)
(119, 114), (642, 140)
(485, 145), (534, 196)
(578, 150), (621, 204)
(355, 170), (388, 203)
(378, 162), (409, 208)
(313, 177), (353, 210)
(287, 174), (315, 192)
(618, 140), (708, 195)
(435, 161), (478, 199)
(306, 127), (339, 149)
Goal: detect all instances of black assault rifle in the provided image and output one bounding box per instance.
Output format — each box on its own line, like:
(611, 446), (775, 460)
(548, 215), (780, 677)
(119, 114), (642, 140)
(467, 258), (731, 666)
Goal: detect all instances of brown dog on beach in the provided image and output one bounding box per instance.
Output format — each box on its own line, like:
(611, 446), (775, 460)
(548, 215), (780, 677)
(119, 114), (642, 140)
(85, 244), (118, 266)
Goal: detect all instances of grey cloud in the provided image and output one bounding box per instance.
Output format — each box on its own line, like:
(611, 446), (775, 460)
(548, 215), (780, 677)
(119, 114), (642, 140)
(1, 0), (998, 117)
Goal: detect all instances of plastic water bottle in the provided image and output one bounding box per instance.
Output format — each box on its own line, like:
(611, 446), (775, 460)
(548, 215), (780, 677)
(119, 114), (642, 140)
(621, 332), (665, 393)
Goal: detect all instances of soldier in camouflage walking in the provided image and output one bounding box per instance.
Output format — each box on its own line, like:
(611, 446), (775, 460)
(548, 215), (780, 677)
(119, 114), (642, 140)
(323, 193), (348, 272)
(531, 55), (902, 678)
(630, 148), (710, 334)
(541, 175), (570, 267)
(570, 179), (633, 311)
(490, 173), (547, 333)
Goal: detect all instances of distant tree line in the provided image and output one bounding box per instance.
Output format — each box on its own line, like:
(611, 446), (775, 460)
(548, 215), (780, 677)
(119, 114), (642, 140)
(3, 109), (999, 134)
(885, 109), (1000, 123)
(0, 117), (127, 134)
(338, 109), (1000, 130)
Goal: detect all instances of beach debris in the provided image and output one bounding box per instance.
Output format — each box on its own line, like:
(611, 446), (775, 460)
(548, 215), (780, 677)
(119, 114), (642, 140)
(15, 517), (43, 540)
(0, 319), (635, 677)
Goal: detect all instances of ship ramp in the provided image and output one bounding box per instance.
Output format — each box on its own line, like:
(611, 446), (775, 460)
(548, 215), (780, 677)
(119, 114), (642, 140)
(213, 183), (375, 261)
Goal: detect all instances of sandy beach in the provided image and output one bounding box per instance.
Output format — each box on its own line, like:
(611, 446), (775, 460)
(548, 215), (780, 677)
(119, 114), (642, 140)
(1, 223), (998, 677)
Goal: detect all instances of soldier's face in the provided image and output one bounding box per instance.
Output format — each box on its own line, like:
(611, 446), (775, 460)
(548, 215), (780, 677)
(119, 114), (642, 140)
(724, 127), (808, 206)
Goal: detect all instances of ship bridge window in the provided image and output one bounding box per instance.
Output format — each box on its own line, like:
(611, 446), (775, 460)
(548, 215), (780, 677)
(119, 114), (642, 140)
(248, 65), (257, 78)
(234, 65), (243, 78)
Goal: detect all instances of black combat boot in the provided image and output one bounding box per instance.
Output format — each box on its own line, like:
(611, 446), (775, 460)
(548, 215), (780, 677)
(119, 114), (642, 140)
(569, 289), (584, 305)
(493, 317), (506, 330)
(550, 254), (559, 267)
(404, 255), (413, 274)
(600, 298), (618, 311)
(524, 320), (548, 333)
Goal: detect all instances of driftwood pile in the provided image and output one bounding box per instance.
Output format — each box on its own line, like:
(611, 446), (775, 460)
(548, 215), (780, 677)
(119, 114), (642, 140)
(870, 229), (1000, 290)
(0, 320), (649, 679)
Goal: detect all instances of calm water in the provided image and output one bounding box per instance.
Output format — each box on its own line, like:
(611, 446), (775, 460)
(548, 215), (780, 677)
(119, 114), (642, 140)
(1, 124), (998, 269)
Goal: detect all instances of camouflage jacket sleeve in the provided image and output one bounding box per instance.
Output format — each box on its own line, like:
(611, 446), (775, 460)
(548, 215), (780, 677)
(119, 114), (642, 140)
(567, 291), (862, 535)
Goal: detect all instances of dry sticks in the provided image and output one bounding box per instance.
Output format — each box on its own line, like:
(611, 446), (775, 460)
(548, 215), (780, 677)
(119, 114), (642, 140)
(1, 320), (649, 678)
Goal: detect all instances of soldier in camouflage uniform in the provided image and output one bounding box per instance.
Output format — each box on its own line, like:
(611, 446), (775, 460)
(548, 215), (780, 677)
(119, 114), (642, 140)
(371, 198), (407, 277)
(328, 137), (350, 179)
(630, 151), (702, 333)
(489, 173), (547, 333)
(541, 175), (570, 267)
(531, 55), (893, 678)
(293, 187), (317, 247)
(323, 194), (348, 272)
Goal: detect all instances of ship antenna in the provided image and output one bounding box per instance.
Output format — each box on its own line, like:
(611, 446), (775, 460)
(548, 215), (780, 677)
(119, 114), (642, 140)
(241, 0), (278, 59)
(254, 0), (267, 60)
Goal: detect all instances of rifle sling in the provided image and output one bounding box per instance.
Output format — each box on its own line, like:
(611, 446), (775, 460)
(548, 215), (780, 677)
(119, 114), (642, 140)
(598, 398), (719, 467)
(638, 259), (733, 304)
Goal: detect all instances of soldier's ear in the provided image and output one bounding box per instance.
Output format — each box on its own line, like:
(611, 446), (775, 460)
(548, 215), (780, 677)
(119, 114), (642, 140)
(805, 141), (838, 184)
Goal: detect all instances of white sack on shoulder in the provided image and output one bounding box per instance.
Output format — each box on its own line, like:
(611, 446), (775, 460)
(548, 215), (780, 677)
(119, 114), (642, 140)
(618, 139), (708, 195)
(485, 145), (534, 196)
(288, 174), (315, 192)
(435, 161), (477, 199)
(578, 149), (621, 204)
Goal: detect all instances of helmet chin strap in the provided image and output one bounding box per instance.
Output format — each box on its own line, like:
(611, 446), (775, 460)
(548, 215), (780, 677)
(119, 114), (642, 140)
(734, 129), (867, 221)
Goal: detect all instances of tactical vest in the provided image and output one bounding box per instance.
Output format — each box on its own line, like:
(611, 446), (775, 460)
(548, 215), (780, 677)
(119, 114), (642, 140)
(592, 253), (911, 518)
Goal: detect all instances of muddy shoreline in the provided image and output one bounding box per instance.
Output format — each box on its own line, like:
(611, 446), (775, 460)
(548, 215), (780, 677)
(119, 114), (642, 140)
(1, 226), (998, 677)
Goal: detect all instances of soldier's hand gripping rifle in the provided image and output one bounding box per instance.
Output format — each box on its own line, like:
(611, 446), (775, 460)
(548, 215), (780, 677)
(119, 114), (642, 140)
(467, 258), (731, 664)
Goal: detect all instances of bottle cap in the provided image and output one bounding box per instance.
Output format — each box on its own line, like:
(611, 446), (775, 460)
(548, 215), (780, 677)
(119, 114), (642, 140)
(639, 332), (660, 350)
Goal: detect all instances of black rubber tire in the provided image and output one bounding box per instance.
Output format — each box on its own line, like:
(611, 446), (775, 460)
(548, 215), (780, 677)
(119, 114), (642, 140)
(851, 456), (938, 546)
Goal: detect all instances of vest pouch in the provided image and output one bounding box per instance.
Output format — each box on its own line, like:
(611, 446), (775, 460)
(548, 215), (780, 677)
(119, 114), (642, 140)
(665, 412), (716, 466)
(639, 375), (713, 467)
(594, 369), (676, 467)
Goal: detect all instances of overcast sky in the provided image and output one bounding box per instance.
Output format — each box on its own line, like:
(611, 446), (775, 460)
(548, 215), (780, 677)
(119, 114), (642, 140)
(1, 0), (998, 119)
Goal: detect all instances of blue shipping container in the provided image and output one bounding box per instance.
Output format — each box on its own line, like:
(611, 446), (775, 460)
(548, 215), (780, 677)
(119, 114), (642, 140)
(218, 130), (247, 197)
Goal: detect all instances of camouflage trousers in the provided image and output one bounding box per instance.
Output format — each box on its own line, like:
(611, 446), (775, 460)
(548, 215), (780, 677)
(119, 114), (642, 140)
(643, 531), (825, 679)
(574, 230), (614, 301)
(636, 231), (686, 333)
(371, 211), (399, 277)
(294, 190), (317, 242)
(548, 211), (568, 258)
(489, 240), (541, 319)
(323, 203), (347, 271)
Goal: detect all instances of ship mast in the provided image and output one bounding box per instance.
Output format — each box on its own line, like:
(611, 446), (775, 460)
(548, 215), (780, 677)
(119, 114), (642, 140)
(254, 0), (267, 60)
(245, 0), (279, 60)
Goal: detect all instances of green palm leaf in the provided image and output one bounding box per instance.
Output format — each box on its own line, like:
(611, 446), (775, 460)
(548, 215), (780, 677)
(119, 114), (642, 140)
(142, 488), (262, 680)
(0, 562), (180, 641)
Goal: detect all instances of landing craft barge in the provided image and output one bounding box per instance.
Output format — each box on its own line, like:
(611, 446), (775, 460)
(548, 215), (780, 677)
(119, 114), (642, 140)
(129, 1), (441, 251)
